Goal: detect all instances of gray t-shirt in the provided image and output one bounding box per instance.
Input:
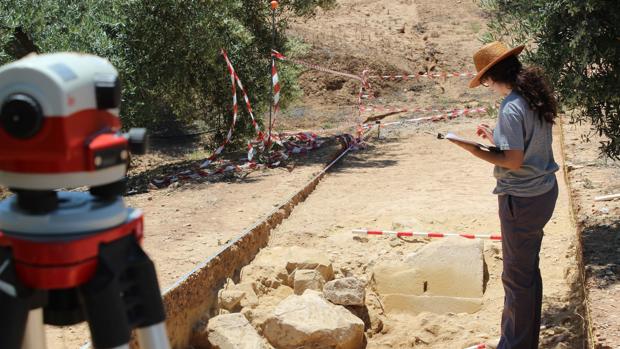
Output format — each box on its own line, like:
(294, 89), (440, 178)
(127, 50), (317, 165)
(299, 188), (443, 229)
(492, 91), (559, 197)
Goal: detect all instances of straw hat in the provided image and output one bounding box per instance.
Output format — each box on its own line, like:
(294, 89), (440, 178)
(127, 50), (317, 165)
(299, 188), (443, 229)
(469, 41), (525, 88)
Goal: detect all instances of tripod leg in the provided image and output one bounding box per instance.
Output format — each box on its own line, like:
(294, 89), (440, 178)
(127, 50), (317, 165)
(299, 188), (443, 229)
(125, 241), (170, 349)
(136, 323), (171, 349)
(78, 233), (170, 349)
(0, 248), (30, 349)
(80, 234), (171, 349)
(21, 308), (47, 349)
(79, 270), (131, 349)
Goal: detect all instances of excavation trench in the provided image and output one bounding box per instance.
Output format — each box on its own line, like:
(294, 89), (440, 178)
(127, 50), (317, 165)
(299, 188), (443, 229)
(178, 120), (584, 349)
(160, 140), (355, 349)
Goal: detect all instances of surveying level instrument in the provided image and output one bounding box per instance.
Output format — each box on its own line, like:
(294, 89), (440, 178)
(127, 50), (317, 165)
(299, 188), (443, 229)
(0, 53), (171, 349)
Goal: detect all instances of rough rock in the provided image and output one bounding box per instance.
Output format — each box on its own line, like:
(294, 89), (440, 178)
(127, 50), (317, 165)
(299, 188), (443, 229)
(219, 289), (246, 311)
(243, 286), (294, 332)
(323, 277), (366, 306)
(240, 246), (334, 288)
(372, 239), (485, 314)
(263, 290), (365, 349)
(270, 285), (295, 299)
(206, 313), (272, 349)
(219, 282), (259, 311)
(241, 307), (272, 335)
(241, 263), (290, 289)
(236, 282), (260, 308)
(284, 247), (334, 282)
(293, 269), (325, 295)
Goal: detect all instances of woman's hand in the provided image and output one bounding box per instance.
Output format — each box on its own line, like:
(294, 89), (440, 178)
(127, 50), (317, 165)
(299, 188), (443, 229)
(476, 124), (495, 145)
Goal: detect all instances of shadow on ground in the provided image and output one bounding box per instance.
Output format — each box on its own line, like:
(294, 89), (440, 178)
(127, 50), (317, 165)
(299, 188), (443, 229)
(126, 137), (343, 195)
(582, 222), (620, 289)
(330, 138), (402, 173)
(540, 276), (588, 349)
(539, 220), (620, 349)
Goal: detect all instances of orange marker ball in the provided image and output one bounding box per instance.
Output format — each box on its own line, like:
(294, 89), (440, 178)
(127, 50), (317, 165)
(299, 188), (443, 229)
(270, 1), (279, 10)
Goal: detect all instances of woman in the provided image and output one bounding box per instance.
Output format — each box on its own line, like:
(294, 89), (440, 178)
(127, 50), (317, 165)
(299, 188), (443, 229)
(450, 41), (560, 349)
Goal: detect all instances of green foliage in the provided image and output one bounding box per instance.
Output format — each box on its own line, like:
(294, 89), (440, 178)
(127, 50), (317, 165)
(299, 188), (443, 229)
(0, 0), (335, 143)
(480, 0), (620, 158)
(0, 1), (118, 63)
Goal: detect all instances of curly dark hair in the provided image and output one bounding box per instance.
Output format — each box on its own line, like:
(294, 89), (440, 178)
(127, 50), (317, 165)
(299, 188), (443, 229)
(482, 55), (558, 124)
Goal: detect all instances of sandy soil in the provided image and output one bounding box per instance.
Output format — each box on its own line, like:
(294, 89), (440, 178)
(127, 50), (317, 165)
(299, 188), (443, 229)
(45, 141), (341, 349)
(277, 0), (496, 133)
(233, 118), (583, 349)
(561, 119), (620, 348)
(38, 0), (617, 346)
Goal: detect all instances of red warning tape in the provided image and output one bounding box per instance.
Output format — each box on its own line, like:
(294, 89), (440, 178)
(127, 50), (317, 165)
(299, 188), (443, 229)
(272, 50), (365, 83)
(362, 107), (488, 128)
(360, 104), (482, 114)
(464, 344), (487, 349)
(369, 72), (477, 80)
(271, 57), (281, 131)
(353, 229), (502, 241)
(202, 49), (265, 168)
(224, 51), (264, 143)
(151, 132), (328, 189)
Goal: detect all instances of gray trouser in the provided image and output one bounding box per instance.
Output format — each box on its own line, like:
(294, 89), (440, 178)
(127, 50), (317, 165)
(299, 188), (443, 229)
(497, 181), (558, 349)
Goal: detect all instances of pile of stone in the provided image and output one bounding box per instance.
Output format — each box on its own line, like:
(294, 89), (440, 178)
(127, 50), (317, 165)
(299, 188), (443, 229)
(199, 238), (486, 349)
(198, 247), (369, 349)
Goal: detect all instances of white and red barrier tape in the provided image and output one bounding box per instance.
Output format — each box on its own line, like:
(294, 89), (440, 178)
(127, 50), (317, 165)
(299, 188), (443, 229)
(369, 72), (476, 80)
(271, 57), (281, 131)
(272, 50), (365, 83)
(151, 132), (329, 189)
(353, 229), (502, 241)
(464, 344), (487, 349)
(360, 105), (482, 114)
(201, 49), (265, 169)
(361, 107), (488, 129)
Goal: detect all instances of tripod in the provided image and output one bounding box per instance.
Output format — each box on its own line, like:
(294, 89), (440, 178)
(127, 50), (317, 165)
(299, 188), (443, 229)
(0, 189), (171, 349)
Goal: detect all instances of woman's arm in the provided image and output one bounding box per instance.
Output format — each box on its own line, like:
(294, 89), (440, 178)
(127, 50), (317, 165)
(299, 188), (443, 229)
(449, 140), (524, 170)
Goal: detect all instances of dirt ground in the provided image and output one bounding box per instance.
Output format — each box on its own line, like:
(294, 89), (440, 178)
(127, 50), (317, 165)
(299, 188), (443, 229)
(46, 141), (342, 348)
(40, 0), (618, 347)
(232, 118), (583, 349)
(277, 0), (496, 133)
(561, 119), (620, 348)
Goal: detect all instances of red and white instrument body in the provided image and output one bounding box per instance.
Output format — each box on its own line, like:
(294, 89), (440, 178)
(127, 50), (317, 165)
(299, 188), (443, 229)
(0, 194), (143, 290)
(0, 53), (128, 190)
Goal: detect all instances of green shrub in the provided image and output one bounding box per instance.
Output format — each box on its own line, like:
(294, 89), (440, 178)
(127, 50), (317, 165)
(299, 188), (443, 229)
(0, 0), (335, 143)
(480, 0), (620, 158)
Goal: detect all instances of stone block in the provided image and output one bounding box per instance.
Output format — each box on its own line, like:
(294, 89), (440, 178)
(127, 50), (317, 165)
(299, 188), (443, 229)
(207, 313), (272, 349)
(263, 291), (364, 349)
(323, 277), (366, 306)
